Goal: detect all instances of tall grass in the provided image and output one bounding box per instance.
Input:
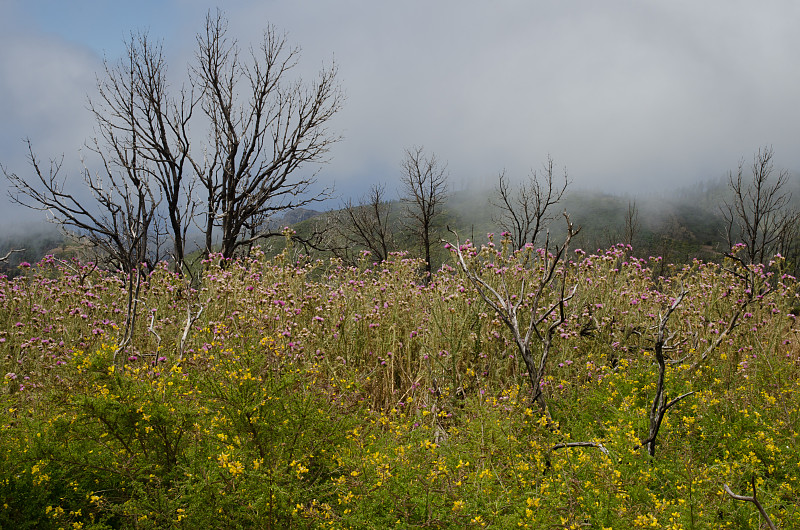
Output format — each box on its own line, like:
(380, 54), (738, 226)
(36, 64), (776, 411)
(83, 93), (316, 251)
(1, 241), (798, 528)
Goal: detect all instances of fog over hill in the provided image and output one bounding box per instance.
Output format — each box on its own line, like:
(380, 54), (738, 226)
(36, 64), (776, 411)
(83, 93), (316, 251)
(4, 168), (799, 276)
(2, 1), (800, 228)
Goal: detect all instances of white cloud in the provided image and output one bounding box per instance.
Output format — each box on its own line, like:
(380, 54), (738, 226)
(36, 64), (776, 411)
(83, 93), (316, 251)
(2, 0), (800, 225)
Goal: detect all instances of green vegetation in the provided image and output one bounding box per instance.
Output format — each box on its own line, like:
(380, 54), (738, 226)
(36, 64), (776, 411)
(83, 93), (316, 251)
(1, 236), (799, 528)
(286, 184), (733, 274)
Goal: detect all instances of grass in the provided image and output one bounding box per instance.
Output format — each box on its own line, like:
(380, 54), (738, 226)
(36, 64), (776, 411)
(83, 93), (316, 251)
(1, 240), (799, 528)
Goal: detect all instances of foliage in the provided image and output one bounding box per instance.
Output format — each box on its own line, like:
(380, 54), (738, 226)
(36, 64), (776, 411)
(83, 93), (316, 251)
(1, 241), (799, 528)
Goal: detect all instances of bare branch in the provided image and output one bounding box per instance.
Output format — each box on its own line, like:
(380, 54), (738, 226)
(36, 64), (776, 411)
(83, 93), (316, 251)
(491, 155), (569, 250)
(721, 146), (794, 266)
(444, 212), (580, 412)
(723, 478), (777, 530)
(179, 304), (204, 361)
(400, 146), (448, 276)
(0, 248), (25, 263)
(550, 441), (610, 456)
(636, 287), (696, 457)
(148, 311), (162, 349)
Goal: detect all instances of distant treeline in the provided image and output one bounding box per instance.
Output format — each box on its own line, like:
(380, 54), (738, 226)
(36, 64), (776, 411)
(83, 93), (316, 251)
(0, 227), (67, 277)
(5, 173), (800, 277)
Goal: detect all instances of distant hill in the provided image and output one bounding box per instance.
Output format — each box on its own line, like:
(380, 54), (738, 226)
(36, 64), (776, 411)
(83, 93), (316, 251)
(269, 207), (321, 228)
(0, 225), (67, 277)
(3, 175), (796, 273)
(285, 179), (736, 272)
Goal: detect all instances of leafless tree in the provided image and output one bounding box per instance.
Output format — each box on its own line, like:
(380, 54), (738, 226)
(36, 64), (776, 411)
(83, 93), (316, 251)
(598, 199), (640, 251)
(5, 139), (158, 275)
(335, 183), (395, 263)
(635, 287), (695, 457)
(90, 32), (197, 273)
(623, 200), (639, 247)
(721, 146), (796, 265)
(445, 213), (580, 413)
(5, 10), (342, 273)
(193, 11), (343, 260)
(5, 32), (197, 274)
(492, 156), (569, 250)
(400, 146), (448, 276)
(4, 139), (156, 360)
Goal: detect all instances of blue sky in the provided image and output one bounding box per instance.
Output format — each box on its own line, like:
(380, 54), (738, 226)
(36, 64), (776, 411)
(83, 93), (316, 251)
(2, 1), (800, 228)
(17, 2), (178, 55)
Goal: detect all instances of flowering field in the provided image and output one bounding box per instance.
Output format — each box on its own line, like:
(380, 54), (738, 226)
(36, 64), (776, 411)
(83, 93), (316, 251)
(1, 240), (799, 529)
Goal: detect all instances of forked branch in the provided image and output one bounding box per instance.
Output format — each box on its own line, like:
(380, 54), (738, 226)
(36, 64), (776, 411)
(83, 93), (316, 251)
(637, 287), (696, 457)
(179, 303), (204, 361)
(445, 212), (579, 411)
(723, 477), (777, 530)
(0, 248), (25, 263)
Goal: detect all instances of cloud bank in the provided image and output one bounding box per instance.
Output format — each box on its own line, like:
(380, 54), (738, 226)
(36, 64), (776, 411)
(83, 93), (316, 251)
(2, 0), (799, 226)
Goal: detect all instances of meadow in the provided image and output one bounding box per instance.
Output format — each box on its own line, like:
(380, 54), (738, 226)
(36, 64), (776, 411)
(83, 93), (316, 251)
(1, 235), (799, 529)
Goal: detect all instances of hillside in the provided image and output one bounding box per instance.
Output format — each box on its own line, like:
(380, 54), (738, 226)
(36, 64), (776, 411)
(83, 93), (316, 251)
(1, 240), (797, 528)
(0, 176), (788, 276)
(283, 182), (733, 274)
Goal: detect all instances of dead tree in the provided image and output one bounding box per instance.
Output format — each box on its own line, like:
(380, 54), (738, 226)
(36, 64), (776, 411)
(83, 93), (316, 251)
(193, 11), (343, 259)
(335, 183), (395, 263)
(623, 200), (639, 247)
(636, 287), (695, 457)
(5, 10), (342, 272)
(492, 155), (569, 250)
(400, 146), (448, 276)
(445, 213), (579, 412)
(721, 146), (795, 266)
(5, 138), (157, 275)
(4, 141), (156, 361)
(7, 32), (196, 275)
(3, 35), (166, 274)
(90, 31), (196, 274)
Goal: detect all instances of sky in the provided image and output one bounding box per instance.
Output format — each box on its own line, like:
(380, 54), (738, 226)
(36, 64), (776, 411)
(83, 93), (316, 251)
(1, 0), (799, 229)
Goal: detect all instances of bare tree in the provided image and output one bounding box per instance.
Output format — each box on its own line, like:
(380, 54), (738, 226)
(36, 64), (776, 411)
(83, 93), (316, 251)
(445, 214), (580, 413)
(86, 31), (197, 273)
(623, 200), (639, 247)
(4, 140), (157, 361)
(721, 146), (795, 265)
(4, 10), (342, 272)
(492, 156), (569, 250)
(7, 32), (197, 274)
(335, 183), (395, 263)
(400, 146), (448, 276)
(636, 287), (695, 457)
(5, 142), (158, 274)
(194, 11), (343, 259)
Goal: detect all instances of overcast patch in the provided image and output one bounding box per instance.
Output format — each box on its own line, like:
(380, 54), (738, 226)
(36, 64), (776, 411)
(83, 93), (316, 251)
(2, 0), (800, 226)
